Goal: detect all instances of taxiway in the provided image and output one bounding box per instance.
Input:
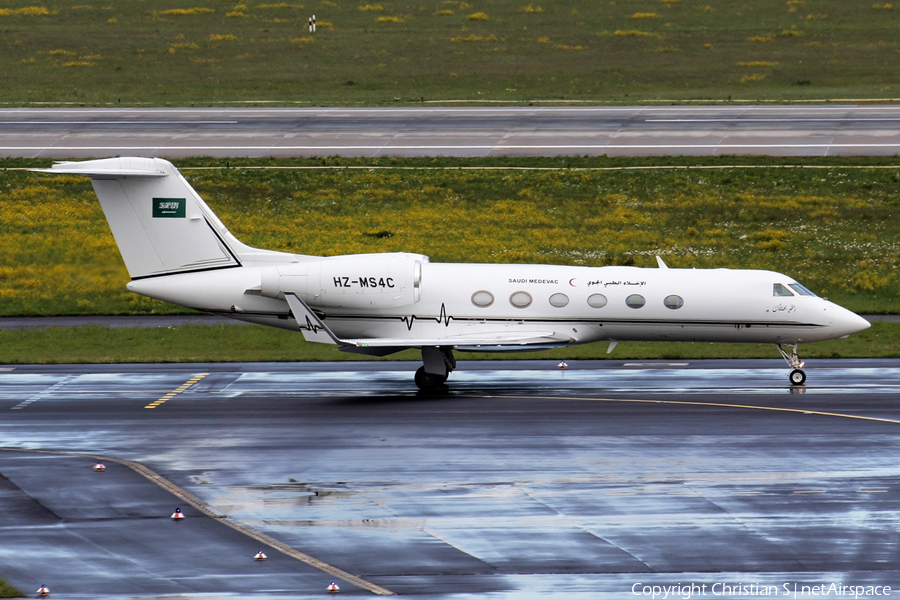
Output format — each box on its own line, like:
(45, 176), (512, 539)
(2, 360), (900, 598)
(4, 105), (900, 157)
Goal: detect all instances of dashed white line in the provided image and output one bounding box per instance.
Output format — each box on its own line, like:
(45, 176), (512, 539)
(0, 121), (237, 125)
(11, 376), (74, 410)
(648, 118), (900, 123)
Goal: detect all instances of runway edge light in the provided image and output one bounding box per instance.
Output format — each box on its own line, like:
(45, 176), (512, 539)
(37, 585), (50, 596)
(327, 582), (340, 593)
(92, 462), (105, 472)
(254, 551), (267, 561)
(171, 507), (185, 521)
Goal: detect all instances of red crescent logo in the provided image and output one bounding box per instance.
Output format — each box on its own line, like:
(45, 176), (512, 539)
(569, 278), (577, 286)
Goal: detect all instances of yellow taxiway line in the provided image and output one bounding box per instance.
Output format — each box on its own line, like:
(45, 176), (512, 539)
(513, 395), (900, 427)
(145, 373), (209, 409)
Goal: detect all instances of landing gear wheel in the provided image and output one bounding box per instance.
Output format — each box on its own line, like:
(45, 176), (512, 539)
(789, 369), (807, 386)
(415, 367), (445, 391)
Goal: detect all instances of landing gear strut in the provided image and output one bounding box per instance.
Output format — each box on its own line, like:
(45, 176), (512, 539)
(777, 343), (806, 386)
(415, 347), (455, 391)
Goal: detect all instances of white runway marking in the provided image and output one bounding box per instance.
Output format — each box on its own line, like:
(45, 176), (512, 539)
(648, 118), (900, 122)
(0, 120), (237, 125)
(11, 376), (74, 410)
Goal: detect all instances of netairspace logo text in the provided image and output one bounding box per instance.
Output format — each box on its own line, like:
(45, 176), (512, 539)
(631, 583), (891, 599)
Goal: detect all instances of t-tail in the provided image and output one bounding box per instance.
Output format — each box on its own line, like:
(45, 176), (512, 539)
(33, 157), (291, 279)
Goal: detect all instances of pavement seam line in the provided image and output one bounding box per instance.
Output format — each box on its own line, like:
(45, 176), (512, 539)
(144, 373), (209, 409)
(0, 446), (396, 596)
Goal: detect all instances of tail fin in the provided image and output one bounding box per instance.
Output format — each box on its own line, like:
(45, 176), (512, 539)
(35, 157), (254, 279)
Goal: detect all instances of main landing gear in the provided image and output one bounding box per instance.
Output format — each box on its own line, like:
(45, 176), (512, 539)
(415, 347), (456, 391)
(777, 343), (806, 386)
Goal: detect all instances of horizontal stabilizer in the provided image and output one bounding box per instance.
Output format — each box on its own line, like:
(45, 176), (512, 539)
(31, 162), (167, 178)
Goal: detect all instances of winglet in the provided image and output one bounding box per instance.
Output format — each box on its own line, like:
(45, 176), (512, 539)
(284, 293), (347, 346)
(656, 256), (668, 269)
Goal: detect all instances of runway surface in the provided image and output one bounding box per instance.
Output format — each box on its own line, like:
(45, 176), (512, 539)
(4, 105), (900, 158)
(2, 359), (900, 598)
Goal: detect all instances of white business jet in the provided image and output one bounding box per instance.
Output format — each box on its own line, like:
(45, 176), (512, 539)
(36, 157), (870, 389)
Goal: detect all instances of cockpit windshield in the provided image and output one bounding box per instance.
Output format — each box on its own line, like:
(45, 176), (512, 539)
(788, 283), (817, 297)
(773, 283), (794, 297)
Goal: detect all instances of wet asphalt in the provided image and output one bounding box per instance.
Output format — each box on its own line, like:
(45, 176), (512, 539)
(2, 360), (900, 599)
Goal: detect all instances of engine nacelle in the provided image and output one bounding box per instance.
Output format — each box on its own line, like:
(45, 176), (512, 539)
(260, 253), (426, 309)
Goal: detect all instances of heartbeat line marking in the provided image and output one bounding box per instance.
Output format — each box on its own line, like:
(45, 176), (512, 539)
(400, 304), (453, 331)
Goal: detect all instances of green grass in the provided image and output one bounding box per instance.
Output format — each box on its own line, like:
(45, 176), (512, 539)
(0, 0), (898, 105)
(1, 322), (898, 364)
(0, 578), (22, 599)
(2, 156), (899, 316)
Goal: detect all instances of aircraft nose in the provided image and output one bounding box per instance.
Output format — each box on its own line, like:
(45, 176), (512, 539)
(832, 307), (871, 337)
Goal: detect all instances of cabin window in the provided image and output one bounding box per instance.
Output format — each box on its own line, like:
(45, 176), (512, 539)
(626, 294), (646, 309)
(587, 293), (608, 308)
(510, 291), (533, 308)
(549, 293), (569, 308)
(773, 283), (794, 297)
(471, 291), (494, 307)
(664, 295), (684, 309)
(789, 283), (816, 297)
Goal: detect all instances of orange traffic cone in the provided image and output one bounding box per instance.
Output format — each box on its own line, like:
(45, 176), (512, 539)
(171, 507), (185, 521)
(254, 551), (267, 561)
(92, 462), (105, 472)
(327, 582), (340, 593)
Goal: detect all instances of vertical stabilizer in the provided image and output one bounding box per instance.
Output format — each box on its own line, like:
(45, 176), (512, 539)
(34, 157), (250, 279)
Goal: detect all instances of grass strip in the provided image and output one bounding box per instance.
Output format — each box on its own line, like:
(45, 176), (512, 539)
(0, 578), (22, 598)
(1, 322), (897, 364)
(1, 0), (899, 105)
(2, 156), (899, 317)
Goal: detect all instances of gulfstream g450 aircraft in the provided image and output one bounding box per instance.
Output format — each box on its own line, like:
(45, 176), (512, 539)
(36, 157), (870, 389)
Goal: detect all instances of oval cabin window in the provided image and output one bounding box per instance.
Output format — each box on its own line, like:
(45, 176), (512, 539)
(625, 294), (646, 309)
(664, 295), (684, 309)
(509, 291), (533, 308)
(471, 291), (494, 308)
(549, 293), (569, 308)
(587, 294), (608, 308)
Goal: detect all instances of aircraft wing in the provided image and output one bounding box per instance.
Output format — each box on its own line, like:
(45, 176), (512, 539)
(346, 331), (574, 348)
(284, 293), (573, 350)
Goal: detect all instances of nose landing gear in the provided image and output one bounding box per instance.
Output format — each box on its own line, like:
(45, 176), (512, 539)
(789, 368), (807, 386)
(777, 343), (806, 386)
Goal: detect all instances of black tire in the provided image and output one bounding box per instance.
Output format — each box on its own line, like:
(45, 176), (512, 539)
(789, 369), (806, 386)
(415, 366), (439, 390)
